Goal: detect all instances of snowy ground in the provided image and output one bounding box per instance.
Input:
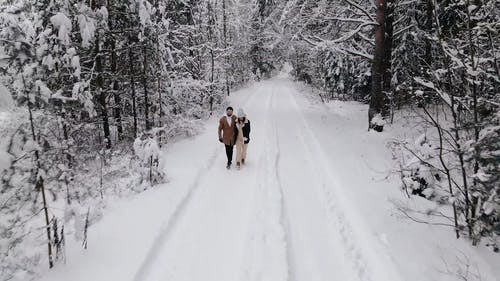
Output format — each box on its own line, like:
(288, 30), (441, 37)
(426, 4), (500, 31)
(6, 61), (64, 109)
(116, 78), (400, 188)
(38, 77), (499, 281)
(0, 82), (16, 172)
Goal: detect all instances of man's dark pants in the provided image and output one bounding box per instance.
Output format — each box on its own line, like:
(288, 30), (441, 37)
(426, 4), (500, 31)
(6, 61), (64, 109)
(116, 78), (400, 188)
(225, 145), (234, 165)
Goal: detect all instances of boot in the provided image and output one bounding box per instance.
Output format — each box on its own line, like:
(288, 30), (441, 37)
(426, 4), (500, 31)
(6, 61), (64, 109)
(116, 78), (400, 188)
(242, 159), (245, 165)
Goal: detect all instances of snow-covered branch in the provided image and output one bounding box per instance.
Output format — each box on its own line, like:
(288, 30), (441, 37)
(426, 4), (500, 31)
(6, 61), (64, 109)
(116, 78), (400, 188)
(324, 17), (377, 26)
(343, 0), (376, 22)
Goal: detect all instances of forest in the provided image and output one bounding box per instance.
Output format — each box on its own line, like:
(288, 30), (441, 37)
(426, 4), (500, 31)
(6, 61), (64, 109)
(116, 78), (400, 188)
(0, 0), (498, 280)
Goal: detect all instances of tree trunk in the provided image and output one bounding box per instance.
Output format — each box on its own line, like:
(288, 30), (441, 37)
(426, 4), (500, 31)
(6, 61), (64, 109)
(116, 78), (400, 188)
(208, 1), (215, 114)
(465, 0), (479, 244)
(223, 0), (230, 96)
(369, 0), (388, 132)
(383, 0), (394, 121)
(156, 38), (163, 128)
(111, 42), (123, 141)
(96, 35), (111, 148)
(110, 5), (123, 141)
(422, 105), (460, 239)
(154, 0), (163, 128)
(60, 109), (72, 167)
(25, 75), (54, 268)
(424, 0), (433, 66)
(129, 46), (138, 138)
(142, 44), (151, 131)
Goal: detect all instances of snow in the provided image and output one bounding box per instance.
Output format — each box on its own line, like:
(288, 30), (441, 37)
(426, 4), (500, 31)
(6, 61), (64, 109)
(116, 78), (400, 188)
(468, 4), (478, 12)
(72, 83), (81, 98)
(414, 76), (453, 107)
(137, 0), (153, 32)
(371, 113), (385, 126)
(50, 12), (72, 46)
(71, 55), (81, 78)
(36, 78), (499, 281)
(0, 82), (13, 111)
(77, 14), (96, 48)
(0, 82), (14, 172)
(133, 137), (160, 162)
(35, 80), (52, 102)
(42, 53), (55, 70)
(98, 6), (109, 21)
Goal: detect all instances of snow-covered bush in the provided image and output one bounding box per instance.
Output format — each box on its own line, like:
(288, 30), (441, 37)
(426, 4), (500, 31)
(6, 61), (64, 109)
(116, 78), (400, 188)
(370, 113), (385, 133)
(399, 133), (450, 201)
(468, 116), (500, 245)
(395, 103), (500, 248)
(133, 134), (166, 187)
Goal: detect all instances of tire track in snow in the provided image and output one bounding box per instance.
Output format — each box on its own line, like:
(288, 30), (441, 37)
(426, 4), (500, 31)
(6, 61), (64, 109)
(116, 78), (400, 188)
(132, 146), (221, 281)
(132, 87), (261, 281)
(239, 84), (290, 281)
(270, 86), (296, 281)
(282, 80), (403, 281)
(272, 82), (357, 281)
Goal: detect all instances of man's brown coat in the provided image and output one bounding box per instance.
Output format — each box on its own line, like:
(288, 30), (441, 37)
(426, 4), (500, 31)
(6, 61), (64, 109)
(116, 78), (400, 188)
(218, 115), (237, 145)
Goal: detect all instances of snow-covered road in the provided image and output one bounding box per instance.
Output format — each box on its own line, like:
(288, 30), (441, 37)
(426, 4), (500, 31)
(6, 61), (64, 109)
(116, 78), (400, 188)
(39, 77), (499, 281)
(131, 78), (401, 281)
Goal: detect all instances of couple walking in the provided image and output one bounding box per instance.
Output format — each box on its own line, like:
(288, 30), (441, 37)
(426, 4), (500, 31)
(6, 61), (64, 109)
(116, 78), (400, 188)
(218, 107), (251, 170)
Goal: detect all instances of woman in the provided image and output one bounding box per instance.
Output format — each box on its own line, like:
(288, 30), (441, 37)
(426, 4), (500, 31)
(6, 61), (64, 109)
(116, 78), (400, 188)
(234, 108), (251, 169)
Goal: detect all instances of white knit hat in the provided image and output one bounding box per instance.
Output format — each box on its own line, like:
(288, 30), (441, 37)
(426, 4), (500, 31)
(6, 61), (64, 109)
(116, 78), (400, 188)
(237, 108), (246, 117)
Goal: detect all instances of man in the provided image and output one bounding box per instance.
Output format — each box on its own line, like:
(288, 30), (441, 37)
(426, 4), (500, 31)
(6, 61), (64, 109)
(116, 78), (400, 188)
(218, 106), (237, 169)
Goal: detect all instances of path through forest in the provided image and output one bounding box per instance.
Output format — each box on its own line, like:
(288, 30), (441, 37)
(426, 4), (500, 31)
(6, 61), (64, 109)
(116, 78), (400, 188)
(130, 77), (402, 281)
(39, 77), (499, 281)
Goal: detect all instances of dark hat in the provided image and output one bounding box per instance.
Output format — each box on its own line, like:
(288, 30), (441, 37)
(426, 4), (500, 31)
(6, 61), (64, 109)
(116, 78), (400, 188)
(226, 106), (234, 111)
